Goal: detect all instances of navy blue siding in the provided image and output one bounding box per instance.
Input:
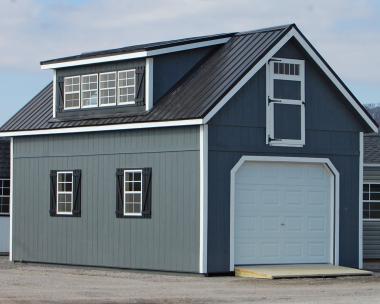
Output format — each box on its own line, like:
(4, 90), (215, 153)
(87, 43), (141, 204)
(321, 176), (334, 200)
(153, 47), (216, 104)
(207, 38), (364, 273)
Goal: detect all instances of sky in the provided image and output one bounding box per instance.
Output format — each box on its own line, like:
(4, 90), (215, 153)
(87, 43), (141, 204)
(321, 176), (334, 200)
(0, 0), (379, 125)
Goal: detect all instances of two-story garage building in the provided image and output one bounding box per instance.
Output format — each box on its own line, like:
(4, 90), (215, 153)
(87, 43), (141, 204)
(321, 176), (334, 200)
(0, 24), (377, 274)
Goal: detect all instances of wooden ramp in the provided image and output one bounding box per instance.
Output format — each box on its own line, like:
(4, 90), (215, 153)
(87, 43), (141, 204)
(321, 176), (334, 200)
(235, 264), (372, 279)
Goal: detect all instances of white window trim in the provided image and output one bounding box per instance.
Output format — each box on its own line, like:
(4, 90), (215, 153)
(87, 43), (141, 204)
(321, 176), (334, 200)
(123, 169), (143, 216)
(64, 76), (81, 110)
(0, 178), (10, 216)
(266, 57), (305, 147)
(99, 71), (117, 107)
(81, 74), (99, 109)
(118, 69), (136, 105)
(56, 171), (74, 215)
(363, 181), (380, 221)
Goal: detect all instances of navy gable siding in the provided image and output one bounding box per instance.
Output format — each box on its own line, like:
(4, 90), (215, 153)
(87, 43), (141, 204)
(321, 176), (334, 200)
(153, 46), (216, 104)
(207, 38), (363, 273)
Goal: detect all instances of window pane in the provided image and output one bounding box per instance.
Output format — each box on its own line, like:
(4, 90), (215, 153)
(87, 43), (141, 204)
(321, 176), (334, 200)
(125, 203), (133, 213)
(363, 184), (369, 192)
(134, 203), (141, 213)
(364, 193), (369, 200)
(371, 193), (380, 200)
(371, 184), (380, 192)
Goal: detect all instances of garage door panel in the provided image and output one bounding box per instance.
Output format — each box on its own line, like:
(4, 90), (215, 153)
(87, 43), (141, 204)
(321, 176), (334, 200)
(235, 161), (333, 265)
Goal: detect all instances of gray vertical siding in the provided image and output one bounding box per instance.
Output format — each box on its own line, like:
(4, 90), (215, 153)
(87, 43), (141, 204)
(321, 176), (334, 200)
(13, 126), (200, 272)
(364, 166), (380, 260)
(207, 38), (365, 273)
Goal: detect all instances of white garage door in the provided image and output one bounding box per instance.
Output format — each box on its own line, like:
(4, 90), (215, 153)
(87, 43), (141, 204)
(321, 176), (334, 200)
(234, 161), (333, 265)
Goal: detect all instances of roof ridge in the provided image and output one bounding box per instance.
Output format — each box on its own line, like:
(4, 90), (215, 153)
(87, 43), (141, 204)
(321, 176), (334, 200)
(236, 24), (294, 36)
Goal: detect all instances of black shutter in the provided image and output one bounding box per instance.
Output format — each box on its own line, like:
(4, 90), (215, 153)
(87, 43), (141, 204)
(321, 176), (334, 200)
(135, 66), (145, 106)
(49, 170), (57, 216)
(142, 168), (152, 218)
(72, 170), (81, 217)
(116, 169), (124, 218)
(57, 77), (64, 112)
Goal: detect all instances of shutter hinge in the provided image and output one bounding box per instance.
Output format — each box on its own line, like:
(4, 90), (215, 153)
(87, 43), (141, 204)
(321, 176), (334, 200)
(268, 97), (281, 104)
(268, 58), (282, 63)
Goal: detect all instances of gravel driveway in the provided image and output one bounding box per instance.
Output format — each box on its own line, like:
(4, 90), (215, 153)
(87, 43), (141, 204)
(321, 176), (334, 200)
(0, 257), (380, 303)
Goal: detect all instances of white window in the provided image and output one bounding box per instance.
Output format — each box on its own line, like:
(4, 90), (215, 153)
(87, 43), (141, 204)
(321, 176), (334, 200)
(99, 72), (117, 106)
(124, 169), (142, 216)
(64, 76), (80, 109)
(363, 183), (380, 220)
(0, 179), (10, 215)
(81, 74), (98, 108)
(57, 171), (73, 215)
(266, 58), (305, 147)
(118, 69), (136, 105)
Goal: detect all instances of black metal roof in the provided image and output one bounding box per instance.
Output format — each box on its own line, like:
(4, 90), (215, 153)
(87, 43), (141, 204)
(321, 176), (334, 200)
(364, 133), (380, 164)
(40, 32), (235, 66)
(1, 24), (377, 133)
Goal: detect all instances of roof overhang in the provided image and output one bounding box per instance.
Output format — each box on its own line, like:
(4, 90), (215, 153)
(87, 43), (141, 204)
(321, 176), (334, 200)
(203, 26), (378, 133)
(0, 119), (204, 137)
(40, 38), (230, 70)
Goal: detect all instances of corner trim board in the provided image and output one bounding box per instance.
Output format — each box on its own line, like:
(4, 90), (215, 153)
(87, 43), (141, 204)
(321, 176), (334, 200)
(145, 58), (154, 111)
(229, 156), (340, 271)
(199, 125), (208, 274)
(41, 38), (230, 70)
(9, 137), (13, 261)
(359, 132), (364, 269)
(52, 70), (57, 118)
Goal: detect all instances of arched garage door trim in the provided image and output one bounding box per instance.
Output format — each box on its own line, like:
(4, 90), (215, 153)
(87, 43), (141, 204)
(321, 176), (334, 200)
(229, 156), (340, 271)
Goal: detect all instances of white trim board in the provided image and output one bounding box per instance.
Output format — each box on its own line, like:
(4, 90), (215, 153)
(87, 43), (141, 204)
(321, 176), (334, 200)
(364, 163), (380, 167)
(229, 155), (340, 271)
(203, 27), (377, 133)
(359, 132), (364, 269)
(41, 38), (230, 70)
(0, 119), (203, 137)
(199, 125), (208, 274)
(9, 138), (13, 261)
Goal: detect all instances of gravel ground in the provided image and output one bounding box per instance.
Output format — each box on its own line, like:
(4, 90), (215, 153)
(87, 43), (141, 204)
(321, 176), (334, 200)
(1, 257), (380, 304)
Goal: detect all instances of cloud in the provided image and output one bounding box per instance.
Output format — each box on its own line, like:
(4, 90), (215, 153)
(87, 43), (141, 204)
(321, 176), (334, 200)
(0, 0), (379, 87)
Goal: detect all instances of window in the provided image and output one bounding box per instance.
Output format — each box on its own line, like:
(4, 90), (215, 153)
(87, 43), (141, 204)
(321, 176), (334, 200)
(0, 179), (10, 215)
(124, 170), (142, 216)
(266, 58), (305, 147)
(57, 171), (73, 215)
(50, 170), (81, 217)
(81, 74), (98, 108)
(116, 168), (152, 218)
(99, 72), (117, 106)
(118, 69), (136, 105)
(363, 183), (380, 220)
(64, 76), (80, 109)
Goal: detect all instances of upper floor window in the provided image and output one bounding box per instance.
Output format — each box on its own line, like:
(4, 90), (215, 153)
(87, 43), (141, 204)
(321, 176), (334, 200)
(64, 76), (80, 109)
(63, 69), (136, 110)
(81, 74), (98, 108)
(266, 58), (305, 147)
(363, 183), (380, 220)
(118, 70), (136, 105)
(99, 72), (117, 107)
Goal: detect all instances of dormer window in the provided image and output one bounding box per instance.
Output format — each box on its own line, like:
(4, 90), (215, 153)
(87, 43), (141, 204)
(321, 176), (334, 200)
(118, 69), (136, 105)
(99, 72), (117, 106)
(63, 69), (137, 111)
(81, 74), (98, 108)
(64, 76), (80, 109)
